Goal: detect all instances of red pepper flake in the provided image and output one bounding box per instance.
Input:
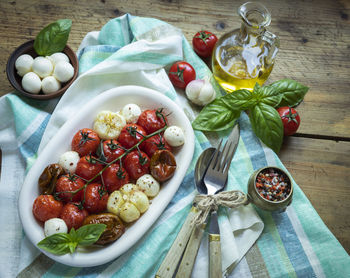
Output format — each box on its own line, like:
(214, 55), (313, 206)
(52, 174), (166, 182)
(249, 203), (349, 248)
(255, 168), (291, 202)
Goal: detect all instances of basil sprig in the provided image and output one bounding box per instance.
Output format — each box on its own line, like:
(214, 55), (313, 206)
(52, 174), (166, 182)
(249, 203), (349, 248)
(192, 79), (308, 153)
(34, 19), (72, 56)
(37, 224), (106, 255)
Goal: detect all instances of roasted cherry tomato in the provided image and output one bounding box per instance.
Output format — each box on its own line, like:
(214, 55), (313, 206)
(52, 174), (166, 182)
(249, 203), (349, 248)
(140, 134), (172, 158)
(32, 195), (63, 222)
(75, 155), (103, 181)
(118, 124), (147, 149)
(60, 202), (89, 230)
(192, 30), (218, 58)
(100, 139), (125, 163)
(277, 107), (301, 136)
(137, 109), (168, 134)
(124, 150), (150, 181)
(102, 163), (129, 193)
(38, 163), (66, 195)
(71, 128), (100, 157)
(83, 213), (125, 245)
(83, 183), (109, 214)
(168, 61), (196, 89)
(150, 150), (177, 182)
(55, 175), (85, 202)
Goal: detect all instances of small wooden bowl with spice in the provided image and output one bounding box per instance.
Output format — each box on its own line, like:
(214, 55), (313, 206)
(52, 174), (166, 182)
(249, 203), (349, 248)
(247, 166), (293, 212)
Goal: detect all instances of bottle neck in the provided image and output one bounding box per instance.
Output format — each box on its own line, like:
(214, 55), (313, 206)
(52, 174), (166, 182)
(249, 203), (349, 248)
(239, 22), (265, 42)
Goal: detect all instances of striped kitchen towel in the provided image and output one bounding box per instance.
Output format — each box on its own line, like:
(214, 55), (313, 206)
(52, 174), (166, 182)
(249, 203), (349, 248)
(0, 14), (349, 278)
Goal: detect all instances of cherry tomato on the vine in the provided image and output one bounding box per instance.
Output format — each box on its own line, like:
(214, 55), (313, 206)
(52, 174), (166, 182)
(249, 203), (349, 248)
(118, 124), (147, 149)
(71, 128), (100, 157)
(83, 183), (109, 214)
(277, 107), (301, 136)
(140, 134), (172, 158)
(168, 61), (196, 89)
(102, 163), (129, 193)
(32, 195), (63, 222)
(75, 155), (103, 181)
(192, 30), (218, 58)
(137, 109), (168, 134)
(124, 150), (150, 181)
(55, 175), (85, 202)
(101, 139), (125, 163)
(60, 202), (89, 231)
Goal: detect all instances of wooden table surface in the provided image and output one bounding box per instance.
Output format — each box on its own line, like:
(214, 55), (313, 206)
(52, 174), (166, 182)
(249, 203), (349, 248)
(0, 0), (349, 254)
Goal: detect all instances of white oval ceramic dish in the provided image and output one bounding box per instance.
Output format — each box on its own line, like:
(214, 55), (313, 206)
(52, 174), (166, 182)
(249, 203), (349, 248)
(18, 85), (195, 267)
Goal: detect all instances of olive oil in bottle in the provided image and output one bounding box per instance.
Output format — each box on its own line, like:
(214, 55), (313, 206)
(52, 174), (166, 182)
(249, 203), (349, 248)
(212, 2), (279, 93)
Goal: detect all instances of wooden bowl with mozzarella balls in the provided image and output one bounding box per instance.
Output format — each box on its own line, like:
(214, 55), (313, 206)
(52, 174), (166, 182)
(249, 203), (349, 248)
(6, 40), (79, 100)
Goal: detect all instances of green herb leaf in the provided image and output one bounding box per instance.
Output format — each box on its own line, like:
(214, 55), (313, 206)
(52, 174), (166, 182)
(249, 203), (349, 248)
(249, 103), (284, 153)
(192, 97), (241, 131)
(76, 224), (106, 246)
(34, 19), (72, 56)
(268, 79), (309, 107)
(37, 233), (74, 255)
(253, 83), (283, 107)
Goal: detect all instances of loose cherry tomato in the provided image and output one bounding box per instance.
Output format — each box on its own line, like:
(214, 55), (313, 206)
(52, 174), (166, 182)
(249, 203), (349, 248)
(60, 202), (89, 230)
(55, 175), (85, 202)
(32, 195), (63, 222)
(75, 155), (103, 181)
(118, 124), (147, 149)
(102, 163), (129, 193)
(124, 150), (150, 181)
(277, 107), (301, 136)
(140, 134), (172, 158)
(168, 61), (196, 89)
(192, 30), (218, 58)
(71, 128), (100, 157)
(150, 150), (177, 182)
(101, 139), (125, 163)
(137, 109), (168, 134)
(83, 183), (109, 214)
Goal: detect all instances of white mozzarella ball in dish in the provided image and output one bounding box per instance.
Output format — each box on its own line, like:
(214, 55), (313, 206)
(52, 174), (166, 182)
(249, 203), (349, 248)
(22, 72), (42, 94)
(48, 52), (69, 66)
(119, 202), (140, 223)
(121, 103), (142, 123)
(15, 54), (34, 77)
(58, 151), (80, 173)
(44, 218), (68, 237)
(42, 76), (61, 94)
(120, 183), (139, 195)
(136, 174), (160, 197)
(128, 190), (149, 213)
(93, 110), (126, 139)
(164, 126), (185, 147)
(53, 61), (74, 82)
(32, 56), (53, 78)
(107, 191), (125, 216)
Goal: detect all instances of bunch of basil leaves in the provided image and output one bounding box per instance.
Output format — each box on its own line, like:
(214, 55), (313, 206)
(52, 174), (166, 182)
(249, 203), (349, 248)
(34, 19), (72, 56)
(192, 79), (308, 153)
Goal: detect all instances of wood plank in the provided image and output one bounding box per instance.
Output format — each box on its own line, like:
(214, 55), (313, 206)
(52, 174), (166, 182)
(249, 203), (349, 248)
(280, 136), (350, 254)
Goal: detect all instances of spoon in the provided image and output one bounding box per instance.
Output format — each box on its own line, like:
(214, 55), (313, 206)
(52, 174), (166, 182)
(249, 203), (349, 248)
(175, 147), (215, 277)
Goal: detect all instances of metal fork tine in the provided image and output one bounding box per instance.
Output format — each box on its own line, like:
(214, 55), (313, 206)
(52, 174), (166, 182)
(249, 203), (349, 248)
(221, 141), (233, 172)
(215, 140), (228, 171)
(209, 139), (223, 170)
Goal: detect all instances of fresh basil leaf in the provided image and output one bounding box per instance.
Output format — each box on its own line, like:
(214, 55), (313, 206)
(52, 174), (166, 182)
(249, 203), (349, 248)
(249, 103), (283, 153)
(37, 233), (74, 255)
(268, 79), (309, 107)
(76, 224), (106, 246)
(253, 84), (283, 107)
(227, 89), (258, 109)
(34, 19), (72, 56)
(192, 97), (241, 131)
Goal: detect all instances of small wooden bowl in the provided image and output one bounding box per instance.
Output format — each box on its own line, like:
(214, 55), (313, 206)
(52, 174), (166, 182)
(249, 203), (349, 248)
(6, 40), (79, 100)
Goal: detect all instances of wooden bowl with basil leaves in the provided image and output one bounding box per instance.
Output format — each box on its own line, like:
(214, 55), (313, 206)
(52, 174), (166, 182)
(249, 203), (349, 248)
(6, 19), (78, 100)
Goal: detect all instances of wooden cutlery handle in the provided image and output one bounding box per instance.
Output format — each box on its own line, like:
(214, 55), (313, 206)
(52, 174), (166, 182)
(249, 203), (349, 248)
(209, 233), (222, 278)
(175, 223), (206, 278)
(156, 206), (199, 278)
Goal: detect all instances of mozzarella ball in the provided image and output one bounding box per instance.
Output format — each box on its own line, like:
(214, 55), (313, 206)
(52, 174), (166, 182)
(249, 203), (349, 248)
(22, 72), (42, 94)
(136, 174), (160, 197)
(15, 54), (34, 77)
(53, 61), (74, 82)
(121, 104), (142, 123)
(58, 151), (80, 173)
(119, 202), (140, 223)
(32, 56), (53, 78)
(41, 76), (61, 94)
(107, 190), (125, 216)
(164, 126), (185, 147)
(48, 52), (69, 66)
(44, 218), (68, 237)
(129, 190), (149, 213)
(120, 183), (139, 195)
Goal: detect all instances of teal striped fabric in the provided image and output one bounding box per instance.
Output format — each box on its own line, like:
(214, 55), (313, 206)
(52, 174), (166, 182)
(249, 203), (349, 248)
(0, 14), (349, 278)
